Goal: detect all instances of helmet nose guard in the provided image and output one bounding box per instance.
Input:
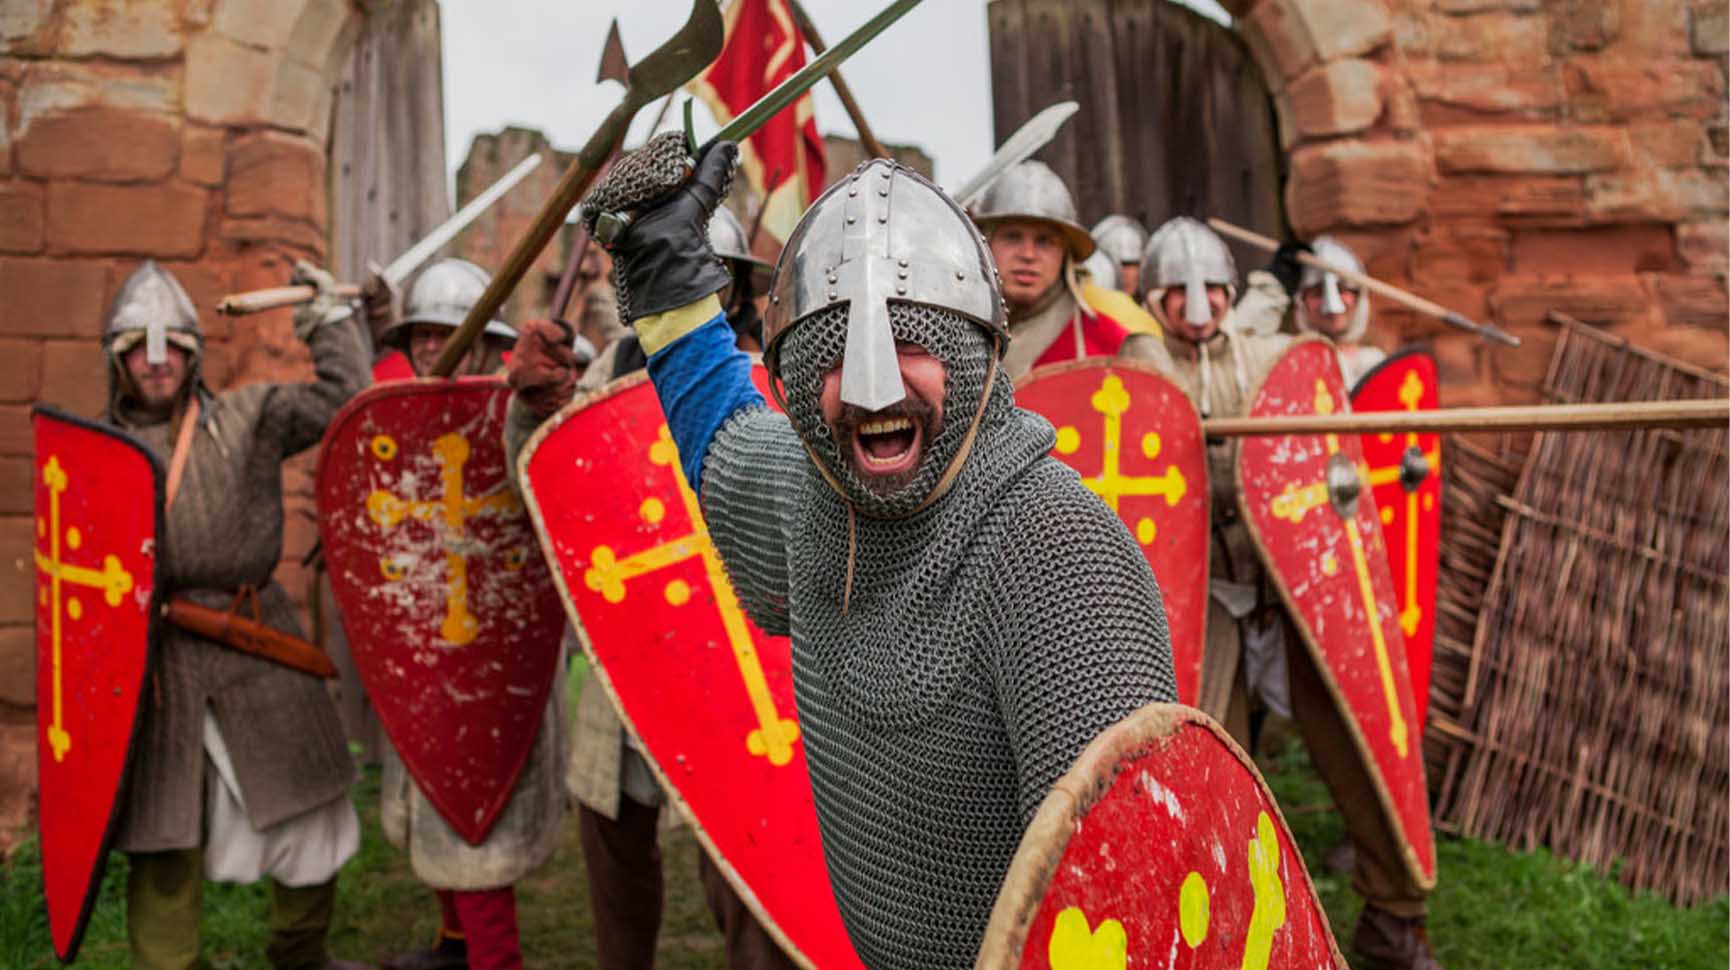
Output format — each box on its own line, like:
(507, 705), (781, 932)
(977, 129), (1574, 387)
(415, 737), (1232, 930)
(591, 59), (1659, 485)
(764, 160), (1007, 412)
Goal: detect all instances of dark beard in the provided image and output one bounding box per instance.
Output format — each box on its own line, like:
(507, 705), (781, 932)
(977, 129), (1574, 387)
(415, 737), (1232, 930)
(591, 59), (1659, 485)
(828, 396), (943, 496)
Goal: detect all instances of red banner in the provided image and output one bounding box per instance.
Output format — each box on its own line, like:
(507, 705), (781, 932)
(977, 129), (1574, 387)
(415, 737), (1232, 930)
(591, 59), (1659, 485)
(32, 406), (161, 962)
(980, 705), (1344, 970)
(521, 370), (863, 970)
(317, 378), (565, 845)
(688, 0), (827, 242)
(1017, 360), (1210, 705)
(1351, 350), (1441, 729)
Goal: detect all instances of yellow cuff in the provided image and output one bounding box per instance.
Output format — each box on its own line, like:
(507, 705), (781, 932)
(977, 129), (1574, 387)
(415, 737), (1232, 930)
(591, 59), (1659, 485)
(635, 294), (723, 357)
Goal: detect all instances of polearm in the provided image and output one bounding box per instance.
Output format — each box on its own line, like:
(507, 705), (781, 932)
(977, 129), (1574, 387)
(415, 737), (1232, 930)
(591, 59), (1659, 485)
(548, 20), (634, 322)
(217, 154), (544, 316)
(436, 0), (929, 376)
(428, 0), (728, 376)
(1203, 398), (1728, 437)
(1208, 217), (1522, 348)
(788, 0), (889, 159)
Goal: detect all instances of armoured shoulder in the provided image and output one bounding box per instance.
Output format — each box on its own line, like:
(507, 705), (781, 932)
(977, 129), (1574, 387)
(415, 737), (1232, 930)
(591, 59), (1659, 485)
(985, 458), (1150, 580)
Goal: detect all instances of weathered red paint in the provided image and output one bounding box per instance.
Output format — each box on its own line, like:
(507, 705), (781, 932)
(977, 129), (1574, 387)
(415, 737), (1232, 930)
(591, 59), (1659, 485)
(317, 378), (564, 845)
(1238, 339), (1436, 885)
(32, 406), (162, 962)
(1017, 360), (1210, 705)
(980, 705), (1343, 970)
(520, 369), (863, 970)
(1351, 350), (1442, 729)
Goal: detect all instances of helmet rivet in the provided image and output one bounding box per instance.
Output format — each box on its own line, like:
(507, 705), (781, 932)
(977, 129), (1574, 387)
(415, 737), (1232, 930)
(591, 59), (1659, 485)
(828, 290), (838, 300)
(897, 258), (909, 268)
(878, 188), (888, 197)
(877, 214), (887, 224)
(955, 270), (965, 281)
(846, 215), (857, 225)
(897, 285), (907, 295)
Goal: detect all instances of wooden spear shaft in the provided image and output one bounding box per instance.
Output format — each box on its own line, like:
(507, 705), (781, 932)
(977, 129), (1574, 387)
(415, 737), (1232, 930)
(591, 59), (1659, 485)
(789, 0), (890, 159)
(1207, 217), (1520, 346)
(1202, 398), (1729, 437)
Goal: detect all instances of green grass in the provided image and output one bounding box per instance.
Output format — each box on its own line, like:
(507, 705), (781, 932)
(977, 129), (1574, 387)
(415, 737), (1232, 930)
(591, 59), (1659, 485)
(3, 742), (1725, 968)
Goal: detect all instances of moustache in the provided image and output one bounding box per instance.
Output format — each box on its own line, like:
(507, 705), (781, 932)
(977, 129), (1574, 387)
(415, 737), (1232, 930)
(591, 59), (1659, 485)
(830, 396), (940, 437)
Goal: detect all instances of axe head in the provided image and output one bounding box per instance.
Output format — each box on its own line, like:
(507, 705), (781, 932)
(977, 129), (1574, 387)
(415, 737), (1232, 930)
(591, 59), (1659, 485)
(597, 19), (629, 87)
(624, 0), (724, 111)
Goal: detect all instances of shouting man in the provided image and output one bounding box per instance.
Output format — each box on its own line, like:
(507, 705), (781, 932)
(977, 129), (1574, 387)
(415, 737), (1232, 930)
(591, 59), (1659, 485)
(513, 134), (1176, 970)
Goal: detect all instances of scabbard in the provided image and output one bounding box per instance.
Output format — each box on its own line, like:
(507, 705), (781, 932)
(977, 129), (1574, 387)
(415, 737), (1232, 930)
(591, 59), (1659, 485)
(164, 597), (338, 679)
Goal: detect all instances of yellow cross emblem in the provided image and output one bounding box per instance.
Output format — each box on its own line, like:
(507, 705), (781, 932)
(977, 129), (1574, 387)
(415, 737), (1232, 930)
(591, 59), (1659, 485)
(1365, 369), (1439, 638)
(1267, 381), (1410, 759)
(367, 432), (527, 646)
(1053, 374), (1188, 545)
(583, 425), (801, 766)
(34, 455), (136, 763)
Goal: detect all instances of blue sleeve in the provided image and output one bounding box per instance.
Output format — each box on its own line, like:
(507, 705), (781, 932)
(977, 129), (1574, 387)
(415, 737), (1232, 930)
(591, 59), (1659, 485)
(644, 313), (765, 495)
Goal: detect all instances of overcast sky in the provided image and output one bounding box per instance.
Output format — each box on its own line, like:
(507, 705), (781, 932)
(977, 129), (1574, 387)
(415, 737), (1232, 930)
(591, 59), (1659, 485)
(441, 0), (1230, 198)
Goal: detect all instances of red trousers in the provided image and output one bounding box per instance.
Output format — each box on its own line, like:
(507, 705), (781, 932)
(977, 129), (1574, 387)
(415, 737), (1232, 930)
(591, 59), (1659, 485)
(436, 887), (522, 970)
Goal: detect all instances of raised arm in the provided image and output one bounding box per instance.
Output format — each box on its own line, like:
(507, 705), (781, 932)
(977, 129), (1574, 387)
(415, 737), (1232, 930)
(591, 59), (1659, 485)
(262, 261), (370, 456)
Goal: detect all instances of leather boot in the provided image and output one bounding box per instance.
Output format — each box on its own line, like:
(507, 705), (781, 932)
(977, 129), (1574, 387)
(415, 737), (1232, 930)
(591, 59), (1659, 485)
(1350, 905), (1443, 970)
(381, 937), (468, 970)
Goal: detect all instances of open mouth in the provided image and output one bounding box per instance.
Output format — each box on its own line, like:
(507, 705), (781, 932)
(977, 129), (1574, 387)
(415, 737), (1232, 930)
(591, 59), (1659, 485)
(850, 415), (922, 477)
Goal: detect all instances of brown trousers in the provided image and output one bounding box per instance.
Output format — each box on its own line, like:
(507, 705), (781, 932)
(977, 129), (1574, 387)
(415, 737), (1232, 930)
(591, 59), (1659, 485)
(1202, 608), (1431, 918)
(578, 798), (799, 970)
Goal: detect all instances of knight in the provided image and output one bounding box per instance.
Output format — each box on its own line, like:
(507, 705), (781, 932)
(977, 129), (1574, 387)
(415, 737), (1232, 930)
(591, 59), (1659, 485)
(102, 259), (369, 970)
(509, 133), (1176, 969)
(970, 161), (1158, 377)
(1137, 217), (1443, 970)
(1090, 213), (1148, 296)
(368, 256), (584, 970)
(1293, 236), (1387, 387)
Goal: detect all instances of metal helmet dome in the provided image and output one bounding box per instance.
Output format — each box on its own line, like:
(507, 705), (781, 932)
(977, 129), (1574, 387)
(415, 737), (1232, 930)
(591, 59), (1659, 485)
(765, 158), (1006, 411)
(970, 160), (1095, 261)
(382, 257), (517, 349)
(1140, 217), (1238, 326)
(1091, 214), (1148, 266)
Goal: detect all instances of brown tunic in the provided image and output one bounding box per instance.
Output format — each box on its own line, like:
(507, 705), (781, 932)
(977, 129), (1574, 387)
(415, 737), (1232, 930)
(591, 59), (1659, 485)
(111, 318), (368, 852)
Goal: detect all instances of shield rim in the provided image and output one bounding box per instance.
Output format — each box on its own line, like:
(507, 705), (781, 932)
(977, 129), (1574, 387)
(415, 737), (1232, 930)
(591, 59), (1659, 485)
(1015, 357), (1211, 705)
(976, 702), (1346, 970)
(1348, 343), (1436, 398)
(315, 374), (560, 845)
(1235, 335), (1437, 889)
(517, 368), (823, 970)
(31, 404), (165, 963)
(1349, 346), (1443, 730)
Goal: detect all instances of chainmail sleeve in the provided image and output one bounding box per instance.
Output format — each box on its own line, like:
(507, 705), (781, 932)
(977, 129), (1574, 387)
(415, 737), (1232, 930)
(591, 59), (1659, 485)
(699, 405), (805, 636)
(981, 459), (1178, 823)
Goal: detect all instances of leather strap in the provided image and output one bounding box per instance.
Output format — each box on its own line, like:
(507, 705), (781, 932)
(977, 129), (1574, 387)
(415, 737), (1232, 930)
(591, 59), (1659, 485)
(165, 397), (200, 508)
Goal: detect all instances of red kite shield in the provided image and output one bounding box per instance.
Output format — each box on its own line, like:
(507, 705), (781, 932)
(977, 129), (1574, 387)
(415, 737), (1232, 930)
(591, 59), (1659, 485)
(1017, 360), (1209, 705)
(32, 406), (162, 962)
(978, 705), (1344, 970)
(520, 369), (863, 970)
(1351, 350), (1441, 729)
(1238, 339), (1436, 887)
(317, 378), (565, 845)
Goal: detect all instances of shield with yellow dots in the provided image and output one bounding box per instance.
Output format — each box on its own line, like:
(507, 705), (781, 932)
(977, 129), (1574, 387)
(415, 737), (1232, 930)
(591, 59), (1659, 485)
(519, 369), (864, 970)
(31, 406), (162, 962)
(1237, 338), (1436, 887)
(316, 377), (565, 845)
(977, 704), (1345, 970)
(1017, 360), (1209, 704)
(1350, 350), (1441, 730)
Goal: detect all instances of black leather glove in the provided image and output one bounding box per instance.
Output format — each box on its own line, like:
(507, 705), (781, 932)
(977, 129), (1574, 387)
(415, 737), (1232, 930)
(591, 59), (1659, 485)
(1268, 240), (1311, 297)
(585, 134), (739, 325)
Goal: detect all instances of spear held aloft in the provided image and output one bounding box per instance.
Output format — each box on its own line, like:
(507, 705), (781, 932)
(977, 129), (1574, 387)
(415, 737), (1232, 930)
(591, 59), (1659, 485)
(1207, 217), (1521, 348)
(1202, 398), (1728, 436)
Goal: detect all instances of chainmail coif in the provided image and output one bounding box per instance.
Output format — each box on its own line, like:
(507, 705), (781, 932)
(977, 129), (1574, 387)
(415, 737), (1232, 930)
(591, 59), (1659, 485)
(699, 301), (1177, 969)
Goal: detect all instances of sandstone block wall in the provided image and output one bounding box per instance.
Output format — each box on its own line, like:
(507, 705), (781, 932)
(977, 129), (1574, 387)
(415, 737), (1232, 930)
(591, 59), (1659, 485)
(0, 0), (361, 849)
(1229, 0), (1728, 401)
